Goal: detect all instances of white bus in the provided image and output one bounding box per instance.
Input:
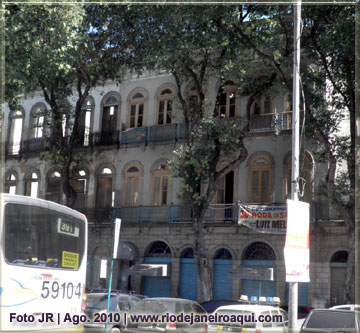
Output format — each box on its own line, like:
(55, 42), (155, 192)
(0, 194), (88, 332)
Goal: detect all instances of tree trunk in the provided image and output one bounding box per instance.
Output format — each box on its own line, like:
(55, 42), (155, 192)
(62, 156), (77, 208)
(193, 206), (213, 303)
(344, 216), (355, 303)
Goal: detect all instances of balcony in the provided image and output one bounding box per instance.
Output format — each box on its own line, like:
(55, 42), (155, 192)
(77, 208), (113, 224)
(148, 124), (177, 143)
(112, 204), (239, 224)
(90, 131), (121, 147)
(249, 112), (293, 133)
(120, 127), (148, 145)
(22, 138), (46, 154)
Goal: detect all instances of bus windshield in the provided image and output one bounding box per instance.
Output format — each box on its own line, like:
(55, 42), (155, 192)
(4, 203), (85, 269)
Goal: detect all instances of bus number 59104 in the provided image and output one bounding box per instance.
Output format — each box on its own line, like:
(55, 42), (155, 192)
(41, 281), (82, 299)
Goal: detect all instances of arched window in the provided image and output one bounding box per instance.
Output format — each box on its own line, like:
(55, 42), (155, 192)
(143, 241), (172, 297)
(95, 167), (113, 221)
(8, 108), (24, 155)
(285, 153), (312, 202)
(181, 247), (194, 258)
(71, 168), (88, 210)
(101, 94), (119, 144)
(5, 171), (17, 194)
(158, 88), (175, 125)
(152, 162), (170, 206)
(124, 166), (141, 206)
(145, 241), (171, 257)
(24, 172), (39, 198)
(249, 155), (272, 203)
(217, 83), (236, 118)
(241, 242), (276, 300)
(78, 97), (94, 146)
(214, 248), (232, 260)
(242, 242), (276, 261)
(30, 103), (46, 139)
(129, 92), (145, 128)
(46, 170), (62, 204)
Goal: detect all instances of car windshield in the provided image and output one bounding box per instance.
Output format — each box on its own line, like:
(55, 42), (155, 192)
(214, 309), (256, 329)
(306, 311), (356, 329)
(86, 295), (118, 312)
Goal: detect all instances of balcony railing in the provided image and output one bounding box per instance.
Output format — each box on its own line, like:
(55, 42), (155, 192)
(22, 138), (46, 153)
(148, 124), (177, 143)
(90, 131), (121, 146)
(112, 204), (239, 223)
(63, 202), (326, 226)
(77, 208), (113, 224)
(89, 124), (187, 148)
(121, 127), (148, 145)
(5, 138), (48, 156)
(249, 112), (293, 133)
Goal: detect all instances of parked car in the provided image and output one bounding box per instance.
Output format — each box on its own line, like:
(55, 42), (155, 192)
(84, 292), (141, 333)
(201, 300), (242, 313)
(279, 305), (313, 319)
(300, 309), (360, 332)
(125, 297), (208, 332)
(331, 304), (360, 312)
(207, 304), (288, 332)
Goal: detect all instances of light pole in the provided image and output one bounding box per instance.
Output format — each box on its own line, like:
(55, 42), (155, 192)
(288, 1), (301, 330)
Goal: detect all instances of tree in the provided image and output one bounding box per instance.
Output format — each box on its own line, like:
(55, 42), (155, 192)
(216, 4), (356, 302)
(135, 6), (250, 301)
(5, 5), (145, 207)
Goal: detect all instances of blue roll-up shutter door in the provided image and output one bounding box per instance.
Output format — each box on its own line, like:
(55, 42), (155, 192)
(285, 283), (309, 306)
(213, 259), (233, 300)
(143, 257), (171, 297)
(241, 260), (276, 299)
(179, 258), (198, 301)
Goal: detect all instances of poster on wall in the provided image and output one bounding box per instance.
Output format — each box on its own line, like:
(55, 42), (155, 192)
(238, 204), (287, 234)
(284, 199), (310, 282)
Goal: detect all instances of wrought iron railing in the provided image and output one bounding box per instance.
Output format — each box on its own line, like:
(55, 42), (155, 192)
(69, 202), (325, 225)
(90, 131), (121, 146)
(22, 138), (46, 153)
(121, 127), (148, 145)
(249, 112), (293, 133)
(112, 204), (238, 223)
(148, 124), (177, 143)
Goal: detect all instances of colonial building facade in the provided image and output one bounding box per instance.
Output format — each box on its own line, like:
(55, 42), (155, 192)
(4, 70), (349, 307)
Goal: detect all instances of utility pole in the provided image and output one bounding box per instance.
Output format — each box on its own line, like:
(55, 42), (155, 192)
(289, 1), (301, 330)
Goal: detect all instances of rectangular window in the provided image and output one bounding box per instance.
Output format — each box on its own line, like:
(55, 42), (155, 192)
(72, 179), (87, 209)
(84, 110), (91, 146)
(130, 105), (136, 128)
(161, 177), (168, 205)
(154, 177), (160, 206)
(166, 100), (172, 124)
(261, 170), (269, 202)
(158, 101), (165, 124)
(137, 104), (144, 127)
(264, 98), (271, 114)
(251, 171), (259, 202)
(34, 116), (44, 138)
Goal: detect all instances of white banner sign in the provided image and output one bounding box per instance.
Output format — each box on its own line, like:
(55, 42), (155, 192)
(113, 218), (122, 259)
(284, 199), (310, 282)
(238, 205), (287, 234)
(100, 259), (107, 279)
